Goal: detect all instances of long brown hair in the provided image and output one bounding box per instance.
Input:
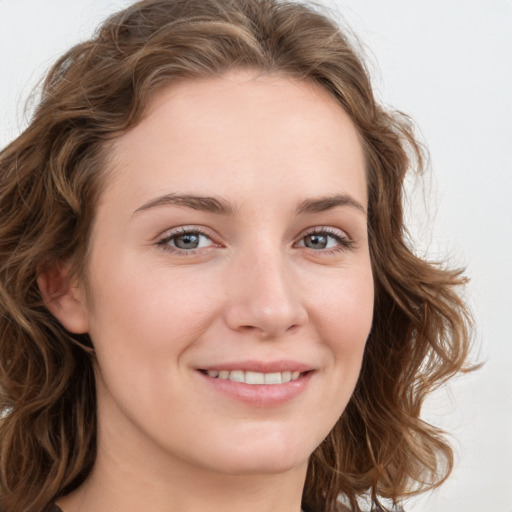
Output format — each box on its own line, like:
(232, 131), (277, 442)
(0, 1), (473, 511)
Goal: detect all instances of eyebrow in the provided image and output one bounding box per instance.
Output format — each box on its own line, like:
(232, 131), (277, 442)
(133, 194), (236, 216)
(295, 194), (366, 216)
(133, 192), (366, 217)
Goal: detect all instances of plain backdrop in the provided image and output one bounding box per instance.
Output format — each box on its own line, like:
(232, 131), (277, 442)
(1, 1), (511, 511)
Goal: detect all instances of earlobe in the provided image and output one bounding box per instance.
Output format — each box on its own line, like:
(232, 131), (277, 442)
(37, 262), (89, 334)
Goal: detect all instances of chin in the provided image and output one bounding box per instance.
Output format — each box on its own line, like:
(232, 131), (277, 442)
(209, 451), (309, 476)
(194, 428), (319, 476)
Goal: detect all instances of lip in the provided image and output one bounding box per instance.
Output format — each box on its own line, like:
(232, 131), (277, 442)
(199, 359), (313, 373)
(197, 360), (314, 407)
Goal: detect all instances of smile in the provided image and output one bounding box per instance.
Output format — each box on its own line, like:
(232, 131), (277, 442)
(203, 370), (302, 385)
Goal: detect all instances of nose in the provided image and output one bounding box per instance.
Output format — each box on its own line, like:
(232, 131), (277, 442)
(223, 246), (308, 338)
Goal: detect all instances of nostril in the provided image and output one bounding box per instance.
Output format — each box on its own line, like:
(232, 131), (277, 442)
(286, 323), (301, 333)
(238, 325), (258, 333)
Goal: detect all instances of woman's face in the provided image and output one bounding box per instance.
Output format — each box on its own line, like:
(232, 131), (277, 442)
(76, 71), (374, 477)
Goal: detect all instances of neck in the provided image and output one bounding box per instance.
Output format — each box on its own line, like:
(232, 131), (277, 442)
(59, 462), (307, 512)
(57, 419), (308, 512)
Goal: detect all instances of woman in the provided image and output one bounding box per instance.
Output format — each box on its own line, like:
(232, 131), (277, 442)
(0, 1), (473, 511)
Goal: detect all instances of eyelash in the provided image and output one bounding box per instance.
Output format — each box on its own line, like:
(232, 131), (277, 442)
(156, 226), (355, 255)
(157, 227), (217, 255)
(297, 227), (355, 254)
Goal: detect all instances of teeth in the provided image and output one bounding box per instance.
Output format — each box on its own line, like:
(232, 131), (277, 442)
(205, 370), (303, 385)
(264, 372), (282, 384)
(229, 370), (244, 382)
(246, 371), (265, 384)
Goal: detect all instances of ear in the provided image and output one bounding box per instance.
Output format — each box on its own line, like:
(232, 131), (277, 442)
(37, 262), (89, 334)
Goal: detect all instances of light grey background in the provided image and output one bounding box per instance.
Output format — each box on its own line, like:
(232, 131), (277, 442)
(1, 1), (511, 511)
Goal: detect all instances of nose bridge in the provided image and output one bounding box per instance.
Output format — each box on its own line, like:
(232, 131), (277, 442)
(224, 241), (307, 337)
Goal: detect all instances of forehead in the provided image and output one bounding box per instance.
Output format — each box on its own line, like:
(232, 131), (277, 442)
(103, 71), (367, 212)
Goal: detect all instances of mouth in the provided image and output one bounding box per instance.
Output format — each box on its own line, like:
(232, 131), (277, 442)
(199, 369), (304, 385)
(197, 361), (314, 406)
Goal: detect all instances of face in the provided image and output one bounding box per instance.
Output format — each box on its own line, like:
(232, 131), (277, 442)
(74, 71), (373, 478)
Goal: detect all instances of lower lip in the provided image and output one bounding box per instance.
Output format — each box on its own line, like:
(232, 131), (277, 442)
(198, 371), (313, 407)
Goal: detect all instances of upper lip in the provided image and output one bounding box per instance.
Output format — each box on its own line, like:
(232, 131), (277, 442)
(198, 360), (313, 373)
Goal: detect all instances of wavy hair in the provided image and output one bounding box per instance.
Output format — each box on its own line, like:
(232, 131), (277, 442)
(0, 1), (473, 511)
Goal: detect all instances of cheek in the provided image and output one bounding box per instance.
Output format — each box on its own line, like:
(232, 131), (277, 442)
(308, 268), (373, 414)
(309, 265), (374, 349)
(84, 256), (224, 367)
(297, 269), (373, 442)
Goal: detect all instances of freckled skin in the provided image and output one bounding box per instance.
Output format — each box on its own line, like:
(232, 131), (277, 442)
(58, 71), (374, 512)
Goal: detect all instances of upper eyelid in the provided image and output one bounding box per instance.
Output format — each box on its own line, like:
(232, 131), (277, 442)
(157, 225), (351, 238)
(296, 225), (352, 239)
(157, 225), (216, 240)
(156, 226), (219, 251)
(155, 225), (354, 249)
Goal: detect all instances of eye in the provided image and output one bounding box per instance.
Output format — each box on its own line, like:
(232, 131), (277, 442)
(158, 228), (216, 252)
(295, 228), (354, 252)
(300, 233), (337, 250)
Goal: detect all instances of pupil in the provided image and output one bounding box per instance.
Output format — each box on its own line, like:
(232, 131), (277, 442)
(305, 234), (327, 249)
(175, 233), (199, 249)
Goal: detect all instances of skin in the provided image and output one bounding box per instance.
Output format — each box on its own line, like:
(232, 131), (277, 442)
(46, 71), (374, 512)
